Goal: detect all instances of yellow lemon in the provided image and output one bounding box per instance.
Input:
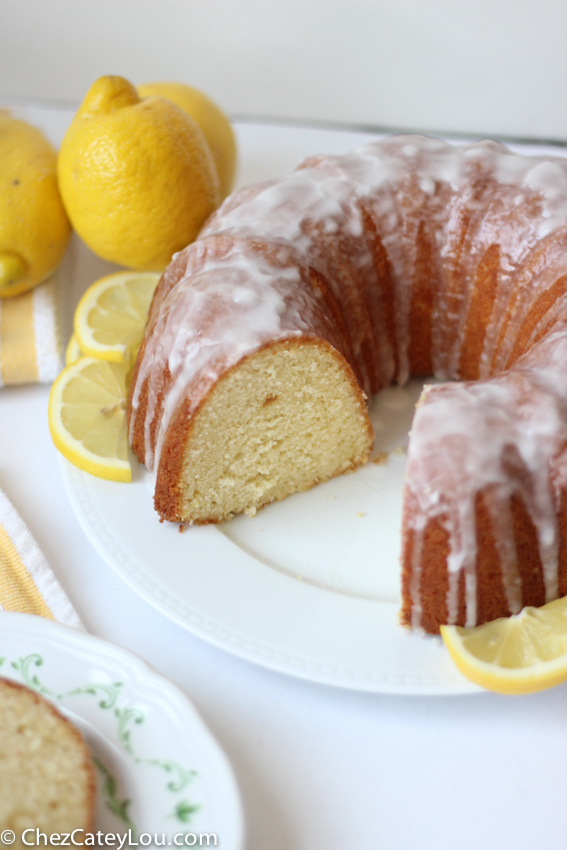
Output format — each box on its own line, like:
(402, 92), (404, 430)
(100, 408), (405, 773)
(74, 270), (160, 364)
(0, 112), (71, 298)
(441, 596), (567, 695)
(65, 334), (83, 366)
(48, 356), (131, 482)
(58, 76), (220, 271)
(138, 82), (237, 199)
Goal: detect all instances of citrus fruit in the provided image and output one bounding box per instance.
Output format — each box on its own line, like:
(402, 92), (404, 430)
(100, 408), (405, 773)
(58, 75), (220, 271)
(138, 82), (237, 199)
(48, 357), (131, 482)
(0, 111), (71, 298)
(441, 597), (567, 694)
(65, 334), (83, 366)
(74, 271), (160, 364)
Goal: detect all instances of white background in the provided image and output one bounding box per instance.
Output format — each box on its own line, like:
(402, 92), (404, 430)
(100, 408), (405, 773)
(2, 0), (567, 140)
(3, 3), (567, 849)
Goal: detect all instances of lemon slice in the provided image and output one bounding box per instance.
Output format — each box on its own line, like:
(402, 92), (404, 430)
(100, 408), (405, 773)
(441, 597), (567, 694)
(65, 333), (83, 366)
(74, 271), (160, 363)
(48, 357), (131, 482)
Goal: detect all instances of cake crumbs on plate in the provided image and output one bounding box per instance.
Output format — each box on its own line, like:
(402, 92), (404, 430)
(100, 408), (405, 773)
(372, 451), (389, 465)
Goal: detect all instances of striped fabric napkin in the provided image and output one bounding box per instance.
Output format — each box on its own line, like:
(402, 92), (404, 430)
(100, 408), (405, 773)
(0, 271), (62, 386)
(0, 487), (83, 629)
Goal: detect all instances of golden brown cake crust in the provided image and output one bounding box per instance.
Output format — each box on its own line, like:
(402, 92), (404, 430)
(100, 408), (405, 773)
(149, 336), (372, 523)
(128, 134), (567, 631)
(0, 677), (97, 832)
(400, 491), (567, 634)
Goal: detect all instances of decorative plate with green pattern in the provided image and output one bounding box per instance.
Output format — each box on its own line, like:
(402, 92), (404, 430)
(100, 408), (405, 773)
(0, 612), (243, 846)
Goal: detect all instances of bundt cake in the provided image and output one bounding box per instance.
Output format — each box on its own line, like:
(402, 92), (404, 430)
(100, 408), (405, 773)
(128, 134), (567, 634)
(0, 678), (96, 837)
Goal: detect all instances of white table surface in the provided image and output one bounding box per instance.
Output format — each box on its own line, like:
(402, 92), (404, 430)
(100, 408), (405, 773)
(3, 109), (567, 850)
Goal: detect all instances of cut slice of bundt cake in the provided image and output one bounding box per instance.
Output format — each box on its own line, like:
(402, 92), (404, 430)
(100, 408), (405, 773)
(0, 678), (96, 838)
(128, 134), (567, 632)
(151, 337), (371, 523)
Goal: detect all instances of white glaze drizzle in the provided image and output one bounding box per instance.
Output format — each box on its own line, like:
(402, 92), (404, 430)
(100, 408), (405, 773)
(483, 488), (523, 616)
(407, 330), (567, 626)
(129, 244), (322, 472)
(129, 135), (567, 628)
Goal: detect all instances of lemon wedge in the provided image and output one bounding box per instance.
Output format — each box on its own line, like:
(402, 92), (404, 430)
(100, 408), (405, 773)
(65, 333), (83, 366)
(441, 597), (567, 694)
(74, 271), (160, 363)
(48, 357), (131, 482)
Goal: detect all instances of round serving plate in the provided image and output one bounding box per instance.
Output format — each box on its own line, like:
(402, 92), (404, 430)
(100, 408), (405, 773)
(61, 377), (480, 696)
(31, 107), (489, 696)
(0, 612), (244, 843)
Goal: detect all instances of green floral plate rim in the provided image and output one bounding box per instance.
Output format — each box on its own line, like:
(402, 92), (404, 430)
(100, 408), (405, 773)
(0, 612), (243, 846)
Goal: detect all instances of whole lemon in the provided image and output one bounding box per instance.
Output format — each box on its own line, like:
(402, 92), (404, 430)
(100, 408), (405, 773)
(138, 82), (237, 199)
(58, 76), (220, 271)
(0, 112), (71, 298)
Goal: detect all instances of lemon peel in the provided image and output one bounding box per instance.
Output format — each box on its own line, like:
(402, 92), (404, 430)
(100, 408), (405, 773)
(138, 82), (237, 199)
(58, 75), (220, 270)
(74, 271), (160, 364)
(65, 334), (83, 366)
(48, 357), (131, 482)
(441, 596), (567, 694)
(0, 113), (71, 298)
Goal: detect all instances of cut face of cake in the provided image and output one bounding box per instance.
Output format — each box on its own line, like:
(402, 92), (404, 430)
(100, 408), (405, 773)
(128, 134), (567, 633)
(153, 338), (372, 524)
(0, 678), (96, 836)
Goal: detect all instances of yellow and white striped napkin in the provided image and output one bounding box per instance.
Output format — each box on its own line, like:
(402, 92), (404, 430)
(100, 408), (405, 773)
(0, 486), (83, 629)
(0, 272), (62, 386)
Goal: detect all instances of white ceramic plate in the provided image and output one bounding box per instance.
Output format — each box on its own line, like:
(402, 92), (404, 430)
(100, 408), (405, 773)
(0, 612), (244, 844)
(34, 112), (492, 697)
(33, 105), (562, 696)
(60, 377), (480, 696)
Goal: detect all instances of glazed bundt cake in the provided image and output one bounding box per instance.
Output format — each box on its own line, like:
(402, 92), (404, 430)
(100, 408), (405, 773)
(128, 134), (567, 633)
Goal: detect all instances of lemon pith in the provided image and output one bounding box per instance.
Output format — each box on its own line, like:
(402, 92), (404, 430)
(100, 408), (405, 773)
(58, 75), (220, 270)
(48, 357), (131, 482)
(441, 596), (567, 694)
(74, 271), (160, 363)
(0, 113), (71, 298)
